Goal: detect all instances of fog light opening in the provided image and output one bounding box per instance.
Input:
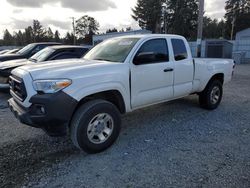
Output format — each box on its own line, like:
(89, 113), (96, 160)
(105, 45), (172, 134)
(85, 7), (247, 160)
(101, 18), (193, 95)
(34, 105), (46, 115)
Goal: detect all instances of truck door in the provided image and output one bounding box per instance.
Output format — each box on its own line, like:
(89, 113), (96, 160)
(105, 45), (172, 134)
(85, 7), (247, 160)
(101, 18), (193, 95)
(171, 38), (194, 98)
(130, 38), (174, 109)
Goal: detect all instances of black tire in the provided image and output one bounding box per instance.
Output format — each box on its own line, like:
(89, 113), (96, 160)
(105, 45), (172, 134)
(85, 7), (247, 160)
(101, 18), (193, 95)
(199, 80), (223, 110)
(70, 99), (121, 153)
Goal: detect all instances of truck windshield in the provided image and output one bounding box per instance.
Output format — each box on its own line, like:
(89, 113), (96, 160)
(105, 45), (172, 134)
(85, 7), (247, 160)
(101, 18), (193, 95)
(84, 38), (140, 63)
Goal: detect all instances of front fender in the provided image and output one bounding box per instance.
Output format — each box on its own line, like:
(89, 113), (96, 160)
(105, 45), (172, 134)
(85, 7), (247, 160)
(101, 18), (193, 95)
(63, 81), (131, 112)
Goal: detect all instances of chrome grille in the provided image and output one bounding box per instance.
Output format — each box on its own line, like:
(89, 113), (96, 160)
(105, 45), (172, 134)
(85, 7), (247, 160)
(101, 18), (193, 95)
(9, 76), (27, 102)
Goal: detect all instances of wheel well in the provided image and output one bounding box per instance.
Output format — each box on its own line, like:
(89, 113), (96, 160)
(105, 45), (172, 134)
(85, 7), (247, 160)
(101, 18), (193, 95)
(76, 90), (126, 114)
(210, 73), (224, 84)
(199, 73), (224, 95)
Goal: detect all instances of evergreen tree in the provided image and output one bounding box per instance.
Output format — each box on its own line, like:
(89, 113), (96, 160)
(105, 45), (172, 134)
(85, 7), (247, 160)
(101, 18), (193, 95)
(54, 30), (61, 42)
(24, 26), (34, 44)
(165, 0), (199, 39)
(3, 29), (13, 45)
(126, 27), (132, 31)
(106, 28), (118, 33)
(224, 0), (250, 39)
(46, 27), (54, 41)
(132, 0), (163, 33)
(32, 20), (45, 42)
(203, 17), (225, 39)
(14, 30), (25, 46)
(64, 32), (74, 45)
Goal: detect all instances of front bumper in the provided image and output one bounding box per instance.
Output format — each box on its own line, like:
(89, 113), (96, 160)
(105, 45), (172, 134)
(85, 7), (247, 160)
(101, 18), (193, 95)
(9, 91), (78, 136)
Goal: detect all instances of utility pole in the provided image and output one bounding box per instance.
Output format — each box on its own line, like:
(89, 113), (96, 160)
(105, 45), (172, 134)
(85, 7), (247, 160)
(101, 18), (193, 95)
(70, 17), (76, 45)
(162, 4), (167, 34)
(197, 0), (204, 57)
(231, 12), (236, 40)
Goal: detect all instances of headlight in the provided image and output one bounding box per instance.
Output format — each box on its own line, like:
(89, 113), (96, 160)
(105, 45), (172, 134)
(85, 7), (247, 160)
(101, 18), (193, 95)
(33, 79), (72, 94)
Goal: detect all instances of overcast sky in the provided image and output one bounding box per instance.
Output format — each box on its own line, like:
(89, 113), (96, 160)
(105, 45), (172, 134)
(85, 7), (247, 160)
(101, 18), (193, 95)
(0, 0), (226, 38)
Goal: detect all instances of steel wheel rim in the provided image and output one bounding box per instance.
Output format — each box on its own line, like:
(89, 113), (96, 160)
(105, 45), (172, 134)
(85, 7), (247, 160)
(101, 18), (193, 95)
(210, 86), (221, 105)
(87, 113), (114, 144)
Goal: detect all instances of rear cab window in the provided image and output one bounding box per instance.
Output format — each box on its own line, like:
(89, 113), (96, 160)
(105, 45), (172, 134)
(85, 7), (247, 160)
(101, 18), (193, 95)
(171, 39), (188, 61)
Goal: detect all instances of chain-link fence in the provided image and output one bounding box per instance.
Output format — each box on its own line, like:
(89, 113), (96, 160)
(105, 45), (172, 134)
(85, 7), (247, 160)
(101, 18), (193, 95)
(233, 40), (250, 64)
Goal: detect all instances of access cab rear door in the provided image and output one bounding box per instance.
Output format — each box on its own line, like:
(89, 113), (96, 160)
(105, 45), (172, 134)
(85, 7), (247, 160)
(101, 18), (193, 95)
(170, 37), (194, 98)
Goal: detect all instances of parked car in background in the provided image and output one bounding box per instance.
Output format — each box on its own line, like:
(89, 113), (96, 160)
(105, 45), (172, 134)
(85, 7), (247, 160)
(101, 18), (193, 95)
(5, 48), (20, 54)
(0, 45), (90, 89)
(0, 42), (61, 63)
(0, 50), (10, 55)
(8, 34), (234, 153)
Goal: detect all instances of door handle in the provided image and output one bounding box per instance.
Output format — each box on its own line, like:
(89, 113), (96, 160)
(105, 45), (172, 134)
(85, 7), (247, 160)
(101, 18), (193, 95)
(164, 68), (174, 72)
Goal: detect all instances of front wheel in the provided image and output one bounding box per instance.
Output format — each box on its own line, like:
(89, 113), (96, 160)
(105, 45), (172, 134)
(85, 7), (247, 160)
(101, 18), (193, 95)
(199, 80), (223, 110)
(70, 99), (121, 153)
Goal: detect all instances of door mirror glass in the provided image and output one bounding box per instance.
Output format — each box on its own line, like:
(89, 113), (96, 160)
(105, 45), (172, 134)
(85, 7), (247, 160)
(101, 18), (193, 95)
(174, 54), (187, 61)
(133, 52), (156, 65)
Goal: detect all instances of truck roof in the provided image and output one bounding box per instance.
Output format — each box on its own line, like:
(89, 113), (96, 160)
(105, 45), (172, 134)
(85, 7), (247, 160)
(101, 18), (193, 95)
(112, 34), (185, 40)
(48, 45), (90, 50)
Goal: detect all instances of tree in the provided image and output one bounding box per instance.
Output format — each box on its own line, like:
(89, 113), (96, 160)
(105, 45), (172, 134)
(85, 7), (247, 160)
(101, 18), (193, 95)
(203, 17), (225, 39)
(224, 0), (250, 39)
(14, 30), (25, 46)
(54, 30), (61, 42)
(106, 28), (118, 33)
(132, 0), (163, 33)
(165, 0), (199, 39)
(24, 26), (34, 44)
(3, 29), (13, 45)
(45, 27), (54, 41)
(32, 20), (45, 42)
(126, 27), (132, 31)
(76, 15), (100, 38)
(63, 32), (74, 45)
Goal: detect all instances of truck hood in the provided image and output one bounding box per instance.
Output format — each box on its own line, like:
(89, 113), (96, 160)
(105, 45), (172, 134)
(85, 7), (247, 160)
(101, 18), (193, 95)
(0, 59), (31, 70)
(17, 59), (124, 80)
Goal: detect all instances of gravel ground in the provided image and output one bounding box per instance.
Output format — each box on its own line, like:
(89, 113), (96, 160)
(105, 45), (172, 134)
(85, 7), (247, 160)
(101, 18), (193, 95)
(0, 64), (250, 188)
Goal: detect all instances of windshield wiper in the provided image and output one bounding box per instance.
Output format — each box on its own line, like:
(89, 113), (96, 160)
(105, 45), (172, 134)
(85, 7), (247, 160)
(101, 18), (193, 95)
(93, 58), (113, 62)
(93, 58), (121, 63)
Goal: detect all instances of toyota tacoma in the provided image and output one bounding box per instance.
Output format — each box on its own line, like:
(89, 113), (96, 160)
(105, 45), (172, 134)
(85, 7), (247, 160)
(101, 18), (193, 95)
(8, 34), (235, 153)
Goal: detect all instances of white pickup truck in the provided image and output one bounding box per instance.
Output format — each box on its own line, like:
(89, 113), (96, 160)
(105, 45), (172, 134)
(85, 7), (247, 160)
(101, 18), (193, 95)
(8, 34), (235, 153)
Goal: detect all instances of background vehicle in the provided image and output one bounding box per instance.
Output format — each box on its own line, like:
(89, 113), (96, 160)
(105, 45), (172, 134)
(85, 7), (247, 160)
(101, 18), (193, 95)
(0, 50), (10, 55)
(0, 42), (61, 63)
(8, 34), (234, 153)
(0, 46), (90, 89)
(5, 48), (20, 54)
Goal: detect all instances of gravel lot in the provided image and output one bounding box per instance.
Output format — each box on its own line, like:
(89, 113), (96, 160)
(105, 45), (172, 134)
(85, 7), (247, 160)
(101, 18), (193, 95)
(0, 64), (250, 188)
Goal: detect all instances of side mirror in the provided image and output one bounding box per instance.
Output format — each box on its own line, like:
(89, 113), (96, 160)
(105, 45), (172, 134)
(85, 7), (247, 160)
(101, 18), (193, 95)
(133, 52), (156, 65)
(174, 54), (187, 61)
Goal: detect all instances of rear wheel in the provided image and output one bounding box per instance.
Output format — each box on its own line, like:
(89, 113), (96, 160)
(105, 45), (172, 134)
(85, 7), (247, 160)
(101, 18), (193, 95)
(199, 80), (223, 110)
(70, 99), (121, 153)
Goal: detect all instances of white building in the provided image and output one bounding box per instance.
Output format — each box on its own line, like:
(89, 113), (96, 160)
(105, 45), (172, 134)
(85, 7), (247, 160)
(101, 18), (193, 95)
(92, 29), (152, 45)
(233, 28), (250, 64)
